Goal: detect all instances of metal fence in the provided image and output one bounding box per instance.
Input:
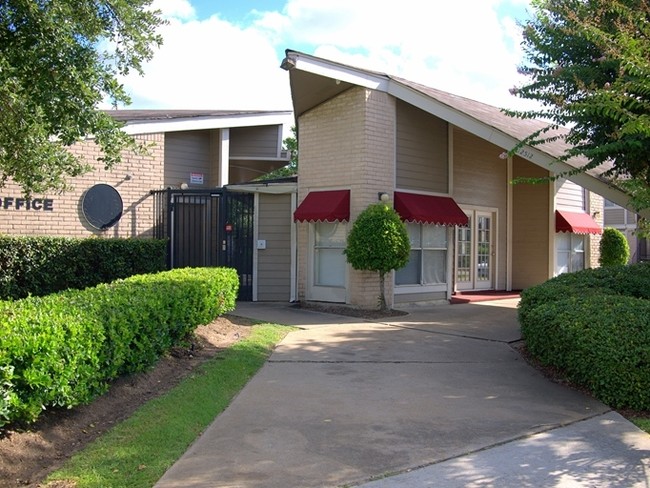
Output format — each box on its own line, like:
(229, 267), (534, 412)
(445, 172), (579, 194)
(151, 188), (254, 300)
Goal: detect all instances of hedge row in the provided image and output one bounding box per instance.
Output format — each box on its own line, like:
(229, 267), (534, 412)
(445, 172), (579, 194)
(0, 236), (167, 300)
(0, 267), (239, 426)
(518, 262), (650, 410)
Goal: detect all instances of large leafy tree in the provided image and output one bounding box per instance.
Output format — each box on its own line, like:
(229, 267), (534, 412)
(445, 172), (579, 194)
(507, 0), (650, 211)
(344, 203), (410, 311)
(0, 0), (165, 195)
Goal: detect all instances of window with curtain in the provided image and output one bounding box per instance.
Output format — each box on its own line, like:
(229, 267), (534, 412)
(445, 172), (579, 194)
(396, 223), (447, 285)
(314, 222), (347, 287)
(556, 233), (585, 275)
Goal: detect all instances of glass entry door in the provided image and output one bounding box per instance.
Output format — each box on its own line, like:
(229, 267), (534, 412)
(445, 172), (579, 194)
(456, 210), (494, 291)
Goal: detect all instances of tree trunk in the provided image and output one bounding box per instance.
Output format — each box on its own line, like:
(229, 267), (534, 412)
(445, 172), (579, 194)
(378, 270), (387, 311)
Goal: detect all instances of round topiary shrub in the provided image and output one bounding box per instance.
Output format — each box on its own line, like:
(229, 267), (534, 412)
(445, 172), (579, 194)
(599, 227), (630, 267)
(344, 203), (410, 311)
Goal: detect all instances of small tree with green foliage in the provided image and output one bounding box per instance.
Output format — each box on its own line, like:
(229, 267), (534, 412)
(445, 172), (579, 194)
(344, 203), (410, 311)
(599, 227), (630, 266)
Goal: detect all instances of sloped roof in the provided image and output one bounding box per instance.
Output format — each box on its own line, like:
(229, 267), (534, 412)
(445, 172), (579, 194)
(103, 109), (293, 135)
(282, 49), (641, 216)
(391, 77), (575, 161)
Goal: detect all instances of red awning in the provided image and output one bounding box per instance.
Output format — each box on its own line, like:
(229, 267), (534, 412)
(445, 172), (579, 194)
(294, 190), (350, 222)
(555, 210), (602, 235)
(394, 192), (468, 226)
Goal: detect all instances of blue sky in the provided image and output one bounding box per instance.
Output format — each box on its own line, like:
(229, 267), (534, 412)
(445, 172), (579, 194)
(119, 0), (535, 113)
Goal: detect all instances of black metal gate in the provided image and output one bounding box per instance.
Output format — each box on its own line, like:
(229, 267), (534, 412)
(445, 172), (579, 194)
(152, 188), (254, 300)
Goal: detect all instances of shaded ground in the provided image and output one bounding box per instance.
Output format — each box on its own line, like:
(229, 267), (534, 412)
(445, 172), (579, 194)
(0, 315), (254, 488)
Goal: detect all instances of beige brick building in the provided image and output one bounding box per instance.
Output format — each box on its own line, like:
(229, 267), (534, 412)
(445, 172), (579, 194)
(3, 57), (644, 309)
(284, 50), (642, 309)
(0, 110), (297, 302)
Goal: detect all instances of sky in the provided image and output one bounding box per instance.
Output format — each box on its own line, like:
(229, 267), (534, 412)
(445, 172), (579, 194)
(118, 0), (536, 115)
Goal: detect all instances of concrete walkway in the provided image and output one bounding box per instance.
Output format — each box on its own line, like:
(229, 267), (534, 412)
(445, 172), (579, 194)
(155, 300), (650, 488)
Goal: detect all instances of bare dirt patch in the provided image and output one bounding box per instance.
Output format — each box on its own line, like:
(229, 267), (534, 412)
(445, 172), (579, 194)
(0, 315), (254, 488)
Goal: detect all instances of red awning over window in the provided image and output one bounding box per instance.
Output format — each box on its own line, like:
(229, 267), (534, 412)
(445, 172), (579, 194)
(394, 192), (468, 226)
(294, 190), (350, 222)
(555, 210), (602, 235)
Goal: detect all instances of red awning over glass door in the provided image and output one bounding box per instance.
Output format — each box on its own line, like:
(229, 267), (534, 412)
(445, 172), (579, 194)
(394, 192), (468, 226)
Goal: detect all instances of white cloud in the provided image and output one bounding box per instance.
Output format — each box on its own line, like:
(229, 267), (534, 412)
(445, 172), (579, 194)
(121, 13), (292, 110)
(150, 0), (196, 21)
(120, 0), (536, 112)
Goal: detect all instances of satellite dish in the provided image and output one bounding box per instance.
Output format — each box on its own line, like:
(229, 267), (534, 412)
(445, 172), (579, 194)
(82, 184), (123, 230)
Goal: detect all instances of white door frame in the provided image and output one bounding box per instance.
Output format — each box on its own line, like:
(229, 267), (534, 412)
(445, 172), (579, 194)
(455, 207), (498, 291)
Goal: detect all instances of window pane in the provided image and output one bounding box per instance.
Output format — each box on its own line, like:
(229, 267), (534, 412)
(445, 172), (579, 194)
(571, 250), (584, 272)
(422, 225), (447, 249)
(396, 250), (421, 285)
(556, 251), (569, 275)
(556, 233), (570, 251)
(316, 222), (346, 247)
(423, 250), (446, 284)
(406, 224), (421, 248)
(315, 249), (346, 286)
(456, 223), (471, 283)
(314, 222), (347, 287)
(572, 236), (585, 252)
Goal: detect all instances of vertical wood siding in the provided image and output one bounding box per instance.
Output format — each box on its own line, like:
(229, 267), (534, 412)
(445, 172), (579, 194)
(396, 100), (448, 193)
(164, 131), (212, 187)
(511, 156), (550, 289)
(257, 193), (293, 301)
(452, 128), (508, 288)
(230, 126), (280, 158)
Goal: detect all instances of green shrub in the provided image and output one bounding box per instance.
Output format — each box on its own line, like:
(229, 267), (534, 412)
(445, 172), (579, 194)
(0, 236), (167, 300)
(344, 203), (410, 311)
(519, 262), (650, 410)
(599, 227), (630, 266)
(0, 267), (238, 426)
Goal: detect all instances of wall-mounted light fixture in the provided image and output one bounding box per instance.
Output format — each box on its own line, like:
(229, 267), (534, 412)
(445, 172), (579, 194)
(378, 192), (390, 203)
(592, 210), (601, 218)
(180, 182), (189, 190)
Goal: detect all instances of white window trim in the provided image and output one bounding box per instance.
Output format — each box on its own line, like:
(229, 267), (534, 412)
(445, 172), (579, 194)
(306, 222), (348, 303)
(395, 224), (452, 294)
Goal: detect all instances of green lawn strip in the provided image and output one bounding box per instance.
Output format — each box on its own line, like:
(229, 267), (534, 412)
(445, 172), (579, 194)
(44, 323), (292, 488)
(630, 417), (650, 434)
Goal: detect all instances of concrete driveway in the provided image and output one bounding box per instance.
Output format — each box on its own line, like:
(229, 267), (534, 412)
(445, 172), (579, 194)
(154, 300), (650, 488)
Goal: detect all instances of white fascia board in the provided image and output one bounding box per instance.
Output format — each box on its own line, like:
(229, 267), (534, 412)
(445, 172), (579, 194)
(227, 183), (297, 195)
(122, 112), (293, 136)
(289, 53), (389, 91)
(387, 80), (648, 218)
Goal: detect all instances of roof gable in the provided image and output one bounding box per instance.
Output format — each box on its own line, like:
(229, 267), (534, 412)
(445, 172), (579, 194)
(282, 49), (643, 217)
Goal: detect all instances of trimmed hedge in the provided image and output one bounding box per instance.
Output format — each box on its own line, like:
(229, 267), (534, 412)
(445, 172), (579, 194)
(519, 262), (650, 410)
(0, 236), (167, 300)
(0, 267), (239, 426)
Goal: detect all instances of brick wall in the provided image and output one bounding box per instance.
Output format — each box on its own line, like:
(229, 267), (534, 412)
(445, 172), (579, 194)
(0, 134), (164, 238)
(296, 87), (396, 308)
